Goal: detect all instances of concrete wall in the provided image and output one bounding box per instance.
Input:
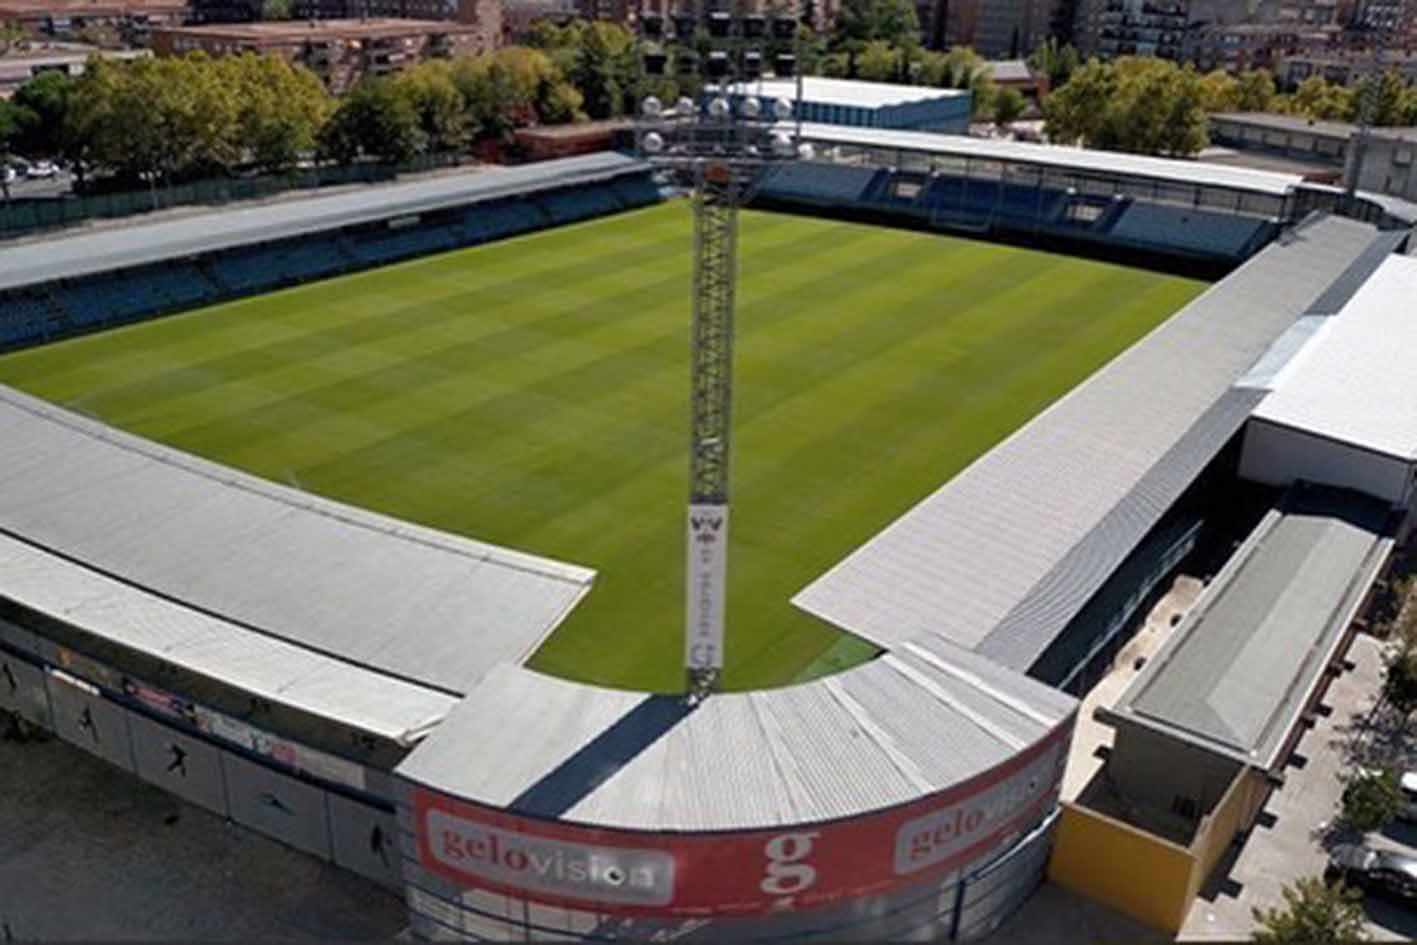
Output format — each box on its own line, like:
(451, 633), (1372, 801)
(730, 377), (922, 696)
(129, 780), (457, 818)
(1240, 419), (1414, 507)
(1105, 718), (1245, 825)
(1049, 801), (1198, 932)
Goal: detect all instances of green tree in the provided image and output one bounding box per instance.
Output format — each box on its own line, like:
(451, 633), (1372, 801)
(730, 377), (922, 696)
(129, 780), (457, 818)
(262, 0), (292, 18)
(1199, 68), (1240, 112)
(1045, 57), (1208, 156)
(992, 86), (1026, 129)
(856, 39), (902, 82)
(569, 20), (639, 119)
(1291, 75), (1356, 121)
(1028, 37), (1080, 88)
(0, 98), (20, 200)
(1353, 69), (1409, 127)
(223, 53), (331, 171)
(834, 0), (920, 50)
(1253, 876), (1368, 944)
(394, 60), (470, 154)
(1236, 68), (1276, 112)
(1342, 768), (1403, 832)
(320, 76), (425, 164)
(11, 70), (76, 161)
(0, 23), (27, 54)
(919, 46), (995, 118)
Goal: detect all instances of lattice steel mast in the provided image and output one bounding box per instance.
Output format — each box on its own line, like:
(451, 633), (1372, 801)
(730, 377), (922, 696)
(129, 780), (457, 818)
(634, 8), (807, 698)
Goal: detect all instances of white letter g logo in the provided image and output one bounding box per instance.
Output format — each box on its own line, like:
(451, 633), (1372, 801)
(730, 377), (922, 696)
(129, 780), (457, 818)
(761, 831), (820, 896)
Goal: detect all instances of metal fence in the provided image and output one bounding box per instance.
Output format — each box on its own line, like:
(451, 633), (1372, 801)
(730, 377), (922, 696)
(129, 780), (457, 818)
(0, 154), (467, 241)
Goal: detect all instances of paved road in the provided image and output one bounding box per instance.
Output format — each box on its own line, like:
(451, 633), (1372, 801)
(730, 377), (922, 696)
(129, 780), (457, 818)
(0, 725), (406, 942)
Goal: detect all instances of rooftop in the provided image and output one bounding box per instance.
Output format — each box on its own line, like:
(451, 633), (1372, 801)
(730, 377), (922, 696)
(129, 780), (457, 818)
(1253, 254), (1417, 462)
(1106, 486), (1392, 768)
(0, 151), (645, 292)
(155, 17), (481, 40)
(0, 0), (184, 12)
(792, 123), (1304, 196)
(1212, 111), (1363, 141)
(396, 638), (1076, 831)
(794, 214), (1386, 673)
(755, 77), (969, 109)
(0, 384), (593, 701)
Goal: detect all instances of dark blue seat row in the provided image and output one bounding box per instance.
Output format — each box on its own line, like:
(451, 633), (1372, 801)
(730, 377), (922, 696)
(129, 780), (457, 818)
(1105, 203), (1275, 260)
(758, 163), (879, 204)
(540, 184), (623, 224)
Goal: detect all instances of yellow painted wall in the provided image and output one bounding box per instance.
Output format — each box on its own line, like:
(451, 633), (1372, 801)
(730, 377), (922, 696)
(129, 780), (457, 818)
(1048, 801), (1198, 933)
(1188, 768), (1269, 902)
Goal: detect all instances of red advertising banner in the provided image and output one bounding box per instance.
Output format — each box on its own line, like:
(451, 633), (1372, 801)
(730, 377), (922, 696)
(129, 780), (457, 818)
(412, 717), (1073, 918)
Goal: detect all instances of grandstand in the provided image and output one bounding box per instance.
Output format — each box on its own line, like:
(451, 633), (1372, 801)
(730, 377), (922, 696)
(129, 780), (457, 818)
(757, 124), (1417, 266)
(0, 152), (662, 352)
(0, 135), (1414, 944)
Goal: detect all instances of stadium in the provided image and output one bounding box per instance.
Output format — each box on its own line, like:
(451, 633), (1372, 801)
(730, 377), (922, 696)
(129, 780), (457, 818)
(0, 123), (1415, 943)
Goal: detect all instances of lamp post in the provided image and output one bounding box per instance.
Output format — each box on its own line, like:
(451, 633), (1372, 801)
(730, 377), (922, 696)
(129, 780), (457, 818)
(634, 9), (811, 699)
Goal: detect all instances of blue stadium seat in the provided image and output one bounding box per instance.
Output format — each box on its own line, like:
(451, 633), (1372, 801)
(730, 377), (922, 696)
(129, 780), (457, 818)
(610, 175), (665, 209)
(757, 163), (879, 204)
(0, 290), (56, 347)
(1106, 204), (1274, 261)
(350, 223), (459, 266)
(461, 200), (543, 243)
(538, 185), (622, 224)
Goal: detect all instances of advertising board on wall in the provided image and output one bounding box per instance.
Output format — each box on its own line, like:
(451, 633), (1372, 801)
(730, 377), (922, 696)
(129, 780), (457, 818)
(410, 719), (1072, 919)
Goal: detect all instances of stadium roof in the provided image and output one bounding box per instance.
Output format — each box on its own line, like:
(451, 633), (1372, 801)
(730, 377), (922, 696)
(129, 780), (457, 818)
(396, 637), (1075, 831)
(1252, 254), (1417, 462)
(1211, 111), (1362, 141)
(1104, 486), (1392, 768)
(0, 385), (594, 700)
(0, 534), (457, 744)
(0, 151), (646, 293)
(792, 123), (1304, 196)
(794, 214), (1386, 674)
(755, 77), (969, 109)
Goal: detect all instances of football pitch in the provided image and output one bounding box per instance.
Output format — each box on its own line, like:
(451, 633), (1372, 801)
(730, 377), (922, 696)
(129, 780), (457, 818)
(0, 202), (1207, 692)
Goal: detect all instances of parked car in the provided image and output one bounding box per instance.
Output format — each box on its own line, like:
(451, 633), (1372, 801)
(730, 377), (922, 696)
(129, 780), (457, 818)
(1326, 843), (1417, 904)
(25, 160), (58, 179)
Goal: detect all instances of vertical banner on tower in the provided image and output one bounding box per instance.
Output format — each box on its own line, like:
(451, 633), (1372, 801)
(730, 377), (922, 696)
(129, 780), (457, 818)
(686, 503), (729, 672)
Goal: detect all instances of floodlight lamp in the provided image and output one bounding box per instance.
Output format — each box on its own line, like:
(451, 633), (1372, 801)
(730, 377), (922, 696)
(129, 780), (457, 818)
(672, 12), (696, 37)
(640, 13), (664, 37)
(706, 50), (730, 79)
(707, 10), (731, 37)
(773, 52), (796, 77)
(676, 95), (695, 116)
(742, 50), (762, 79)
(709, 96), (731, 119)
(744, 144), (759, 157)
(643, 131), (665, 154)
(770, 130), (793, 155)
(644, 51), (668, 75)
(742, 14), (766, 37)
(642, 95), (663, 118)
(740, 96), (761, 118)
(773, 98), (793, 120)
(771, 15), (796, 39)
(797, 142), (815, 161)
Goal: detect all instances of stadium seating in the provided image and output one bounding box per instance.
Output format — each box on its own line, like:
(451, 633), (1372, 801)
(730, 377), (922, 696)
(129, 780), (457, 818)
(758, 163), (879, 205)
(538, 184), (623, 225)
(210, 238), (356, 293)
(5, 174), (666, 352)
(1106, 204), (1275, 261)
(0, 290), (57, 347)
(460, 200), (544, 243)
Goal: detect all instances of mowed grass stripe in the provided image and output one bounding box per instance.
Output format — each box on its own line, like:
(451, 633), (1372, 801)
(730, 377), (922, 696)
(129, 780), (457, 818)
(0, 203), (1207, 692)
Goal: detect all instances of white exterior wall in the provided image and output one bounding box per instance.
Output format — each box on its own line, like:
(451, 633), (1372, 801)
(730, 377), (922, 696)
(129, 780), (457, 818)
(1240, 419), (1415, 508)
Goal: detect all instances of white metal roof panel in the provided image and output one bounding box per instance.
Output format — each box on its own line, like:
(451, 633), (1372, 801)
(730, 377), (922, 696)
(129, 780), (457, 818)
(792, 123), (1302, 196)
(0, 532), (456, 741)
(793, 215), (1382, 670)
(755, 77), (968, 109)
(0, 152), (646, 292)
(0, 386), (594, 695)
(1253, 254), (1417, 461)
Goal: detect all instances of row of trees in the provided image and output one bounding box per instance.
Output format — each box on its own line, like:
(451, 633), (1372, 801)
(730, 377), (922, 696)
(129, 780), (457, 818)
(0, 43), (596, 189)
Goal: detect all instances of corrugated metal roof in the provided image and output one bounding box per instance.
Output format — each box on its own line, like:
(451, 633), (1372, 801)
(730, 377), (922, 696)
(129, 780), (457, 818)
(791, 123), (1303, 196)
(0, 152), (646, 292)
(394, 644), (1074, 831)
(1253, 255), (1417, 461)
(0, 531), (456, 742)
(1110, 486), (1392, 768)
(794, 214), (1384, 672)
(0, 385), (594, 697)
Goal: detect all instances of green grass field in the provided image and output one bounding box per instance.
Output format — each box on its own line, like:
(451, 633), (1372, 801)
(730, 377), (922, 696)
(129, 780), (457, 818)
(0, 202), (1207, 692)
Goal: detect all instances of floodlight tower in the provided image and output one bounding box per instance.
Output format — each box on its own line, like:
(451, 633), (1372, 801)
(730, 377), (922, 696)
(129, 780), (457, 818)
(634, 7), (810, 699)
